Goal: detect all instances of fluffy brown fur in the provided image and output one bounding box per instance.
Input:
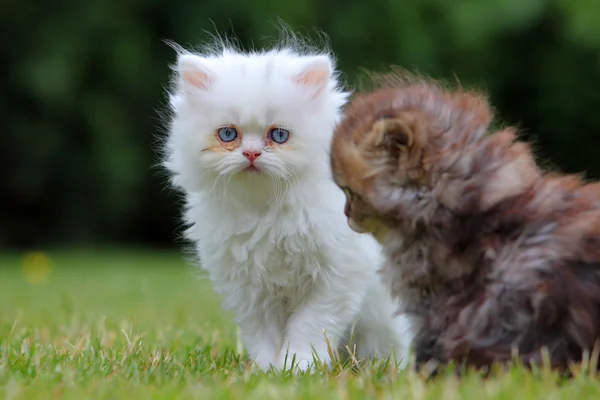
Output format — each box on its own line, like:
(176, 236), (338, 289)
(330, 70), (600, 373)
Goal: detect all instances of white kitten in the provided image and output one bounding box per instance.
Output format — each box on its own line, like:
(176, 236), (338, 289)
(163, 40), (412, 371)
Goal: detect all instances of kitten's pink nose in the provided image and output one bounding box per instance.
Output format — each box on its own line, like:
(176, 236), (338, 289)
(243, 151), (261, 162)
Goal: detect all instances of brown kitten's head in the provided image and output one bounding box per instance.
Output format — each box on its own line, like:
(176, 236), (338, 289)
(331, 71), (537, 238)
(330, 87), (431, 239)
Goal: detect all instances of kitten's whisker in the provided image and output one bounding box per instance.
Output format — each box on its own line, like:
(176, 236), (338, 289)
(267, 173), (284, 211)
(208, 167), (227, 197)
(283, 166), (300, 193)
(288, 168), (300, 188)
(202, 166), (222, 196)
(266, 168), (297, 212)
(220, 169), (235, 198)
(266, 173), (278, 208)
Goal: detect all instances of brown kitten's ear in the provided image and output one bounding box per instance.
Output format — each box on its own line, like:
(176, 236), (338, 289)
(178, 54), (214, 92)
(372, 117), (414, 149)
(293, 56), (331, 99)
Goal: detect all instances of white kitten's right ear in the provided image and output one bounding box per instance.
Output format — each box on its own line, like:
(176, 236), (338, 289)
(177, 54), (214, 92)
(293, 56), (332, 99)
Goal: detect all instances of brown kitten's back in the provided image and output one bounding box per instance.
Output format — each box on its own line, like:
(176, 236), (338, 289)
(331, 70), (600, 374)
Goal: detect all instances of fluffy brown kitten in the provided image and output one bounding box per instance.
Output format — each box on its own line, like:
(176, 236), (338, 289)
(330, 71), (600, 372)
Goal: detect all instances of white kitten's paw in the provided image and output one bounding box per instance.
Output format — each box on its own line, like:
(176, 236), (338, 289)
(294, 358), (312, 372)
(279, 350), (329, 373)
(251, 358), (274, 372)
(251, 351), (279, 372)
(281, 354), (313, 372)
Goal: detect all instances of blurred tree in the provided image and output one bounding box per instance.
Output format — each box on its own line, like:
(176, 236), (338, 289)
(1, 0), (599, 249)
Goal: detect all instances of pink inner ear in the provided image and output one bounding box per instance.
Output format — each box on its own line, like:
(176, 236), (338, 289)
(294, 67), (329, 99)
(295, 68), (328, 87)
(182, 70), (212, 90)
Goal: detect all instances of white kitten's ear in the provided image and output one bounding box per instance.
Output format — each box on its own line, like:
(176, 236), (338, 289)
(178, 54), (214, 92)
(293, 56), (332, 99)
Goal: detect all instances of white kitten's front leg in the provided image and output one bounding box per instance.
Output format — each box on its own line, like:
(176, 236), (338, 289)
(278, 280), (365, 372)
(237, 315), (283, 371)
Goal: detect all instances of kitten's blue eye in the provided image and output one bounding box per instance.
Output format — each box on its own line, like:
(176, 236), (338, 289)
(270, 128), (290, 144)
(217, 127), (238, 142)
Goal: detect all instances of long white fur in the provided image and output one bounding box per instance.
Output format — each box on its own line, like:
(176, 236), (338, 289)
(163, 39), (412, 371)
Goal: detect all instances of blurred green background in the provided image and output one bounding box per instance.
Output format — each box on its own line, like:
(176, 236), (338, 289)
(2, 0), (600, 249)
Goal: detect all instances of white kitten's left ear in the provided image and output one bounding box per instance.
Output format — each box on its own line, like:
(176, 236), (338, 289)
(293, 56), (332, 99)
(177, 54), (214, 92)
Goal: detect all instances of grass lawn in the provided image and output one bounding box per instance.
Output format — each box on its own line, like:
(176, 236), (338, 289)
(1, 249), (600, 399)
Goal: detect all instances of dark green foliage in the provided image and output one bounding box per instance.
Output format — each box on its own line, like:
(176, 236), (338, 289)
(2, 0), (600, 248)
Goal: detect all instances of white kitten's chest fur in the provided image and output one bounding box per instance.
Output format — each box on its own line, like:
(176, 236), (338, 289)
(186, 178), (373, 304)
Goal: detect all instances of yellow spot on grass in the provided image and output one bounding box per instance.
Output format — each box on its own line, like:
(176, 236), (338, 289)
(20, 251), (52, 285)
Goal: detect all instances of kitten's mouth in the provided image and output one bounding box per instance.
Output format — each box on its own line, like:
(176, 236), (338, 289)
(347, 218), (367, 234)
(244, 165), (261, 173)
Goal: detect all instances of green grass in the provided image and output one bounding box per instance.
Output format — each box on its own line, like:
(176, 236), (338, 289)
(1, 249), (600, 399)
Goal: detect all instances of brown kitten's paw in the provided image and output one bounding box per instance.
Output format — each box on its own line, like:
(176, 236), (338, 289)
(414, 332), (447, 377)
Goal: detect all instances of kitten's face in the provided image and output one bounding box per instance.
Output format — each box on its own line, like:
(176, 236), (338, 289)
(166, 49), (348, 193)
(330, 90), (433, 238)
